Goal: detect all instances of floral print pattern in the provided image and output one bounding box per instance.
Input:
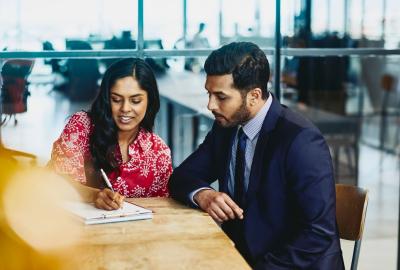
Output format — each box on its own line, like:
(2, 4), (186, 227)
(48, 111), (172, 197)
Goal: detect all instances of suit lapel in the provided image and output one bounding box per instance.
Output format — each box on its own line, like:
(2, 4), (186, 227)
(245, 97), (283, 205)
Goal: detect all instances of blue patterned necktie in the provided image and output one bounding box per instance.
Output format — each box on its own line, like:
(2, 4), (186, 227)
(234, 127), (247, 207)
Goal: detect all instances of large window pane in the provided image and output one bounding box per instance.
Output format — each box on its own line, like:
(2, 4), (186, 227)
(385, 0), (400, 48)
(0, 0), (137, 51)
(312, 0), (345, 34)
(281, 54), (400, 151)
(282, 0), (400, 50)
(362, 0), (384, 39)
(186, 0), (219, 47)
(144, 0), (182, 49)
(220, 0), (275, 47)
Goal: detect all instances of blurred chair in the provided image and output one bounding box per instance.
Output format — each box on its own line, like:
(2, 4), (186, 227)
(358, 38), (387, 112)
(0, 59), (37, 165)
(296, 33), (350, 115)
(42, 41), (63, 74)
(379, 74), (398, 150)
(336, 184), (369, 270)
(359, 38), (400, 153)
(65, 40), (100, 101)
(1, 59), (34, 124)
(327, 111), (361, 185)
(328, 133), (359, 185)
(144, 39), (169, 75)
(42, 41), (68, 91)
(103, 31), (136, 68)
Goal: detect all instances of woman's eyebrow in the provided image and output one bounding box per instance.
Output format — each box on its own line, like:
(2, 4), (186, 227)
(110, 93), (144, 98)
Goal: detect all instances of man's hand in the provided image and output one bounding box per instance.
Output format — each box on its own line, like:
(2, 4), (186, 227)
(94, 188), (124, 210)
(194, 189), (243, 223)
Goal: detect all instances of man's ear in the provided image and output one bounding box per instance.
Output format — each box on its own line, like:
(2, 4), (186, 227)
(248, 88), (263, 105)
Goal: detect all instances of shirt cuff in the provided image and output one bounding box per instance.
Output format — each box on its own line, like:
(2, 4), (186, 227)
(189, 187), (213, 206)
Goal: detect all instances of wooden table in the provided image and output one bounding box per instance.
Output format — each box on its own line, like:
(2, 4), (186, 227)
(66, 198), (250, 270)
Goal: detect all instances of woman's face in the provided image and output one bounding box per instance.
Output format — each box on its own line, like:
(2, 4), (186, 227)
(110, 76), (148, 134)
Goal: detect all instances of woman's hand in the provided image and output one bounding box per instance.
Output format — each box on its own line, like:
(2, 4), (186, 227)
(94, 188), (125, 210)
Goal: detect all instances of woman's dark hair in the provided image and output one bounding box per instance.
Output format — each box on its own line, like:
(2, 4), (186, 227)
(204, 42), (270, 99)
(88, 58), (160, 172)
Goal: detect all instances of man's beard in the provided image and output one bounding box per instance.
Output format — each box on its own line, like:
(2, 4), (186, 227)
(216, 98), (251, 128)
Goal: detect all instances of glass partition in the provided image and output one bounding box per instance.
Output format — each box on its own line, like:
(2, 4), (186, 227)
(0, 0), (138, 51)
(281, 54), (400, 151)
(220, 0), (275, 48)
(143, 0), (181, 49)
(3, 53), (398, 170)
(0, 1), (400, 268)
(186, 0), (219, 48)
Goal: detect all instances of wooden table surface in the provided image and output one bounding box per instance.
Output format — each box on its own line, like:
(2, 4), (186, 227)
(66, 197), (250, 270)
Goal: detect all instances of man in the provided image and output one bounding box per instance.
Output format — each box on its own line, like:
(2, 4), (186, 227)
(168, 42), (344, 269)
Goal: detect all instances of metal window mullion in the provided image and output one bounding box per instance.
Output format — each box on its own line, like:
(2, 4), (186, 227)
(274, 0), (281, 100)
(183, 0), (187, 47)
(344, 0), (350, 33)
(282, 48), (400, 56)
(137, 0), (144, 58)
(1, 48), (400, 60)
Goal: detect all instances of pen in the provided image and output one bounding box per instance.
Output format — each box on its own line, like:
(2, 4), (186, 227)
(100, 168), (115, 192)
(100, 168), (123, 209)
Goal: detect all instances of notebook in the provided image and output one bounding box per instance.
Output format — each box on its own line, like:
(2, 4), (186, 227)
(64, 201), (153, 225)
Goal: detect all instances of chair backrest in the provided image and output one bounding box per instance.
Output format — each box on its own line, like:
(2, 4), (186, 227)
(65, 40), (100, 101)
(1, 59), (34, 78)
(336, 184), (369, 270)
(1, 59), (35, 114)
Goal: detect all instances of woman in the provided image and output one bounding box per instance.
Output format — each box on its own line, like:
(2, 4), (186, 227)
(48, 58), (172, 210)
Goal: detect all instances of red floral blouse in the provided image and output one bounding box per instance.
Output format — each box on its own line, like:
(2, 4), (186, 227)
(48, 111), (172, 197)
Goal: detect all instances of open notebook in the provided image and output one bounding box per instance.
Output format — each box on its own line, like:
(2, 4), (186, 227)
(64, 201), (153, 225)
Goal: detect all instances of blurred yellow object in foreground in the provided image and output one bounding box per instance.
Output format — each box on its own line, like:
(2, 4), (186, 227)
(0, 154), (83, 269)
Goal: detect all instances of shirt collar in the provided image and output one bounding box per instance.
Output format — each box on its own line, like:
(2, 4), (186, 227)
(241, 93), (273, 141)
(128, 128), (150, 155)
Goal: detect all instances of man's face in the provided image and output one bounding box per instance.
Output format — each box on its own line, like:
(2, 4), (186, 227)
(205, 74), (251, 128)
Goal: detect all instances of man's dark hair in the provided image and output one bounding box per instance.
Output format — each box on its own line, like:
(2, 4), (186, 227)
(204, 42), (270, 99)
(88, 58), (160, 172)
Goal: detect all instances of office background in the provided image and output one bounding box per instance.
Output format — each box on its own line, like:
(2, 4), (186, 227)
(0, 0), (399, 269)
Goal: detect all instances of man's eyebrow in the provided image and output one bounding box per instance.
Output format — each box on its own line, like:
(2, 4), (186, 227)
(205, 90), (226, 95)
(214, 91), (227, 95)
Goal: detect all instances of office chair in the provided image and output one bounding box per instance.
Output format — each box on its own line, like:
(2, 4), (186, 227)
(1, 59), (34, 120)
(144, 39), (169, 75)
(328, 123), (360, 185)
(0, 59), (37, 165)
(65, 40), (100, 101)
(336, 184), (369, 270)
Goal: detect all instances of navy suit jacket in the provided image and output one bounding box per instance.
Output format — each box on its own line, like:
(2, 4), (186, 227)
(169, 98), (345, 269)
